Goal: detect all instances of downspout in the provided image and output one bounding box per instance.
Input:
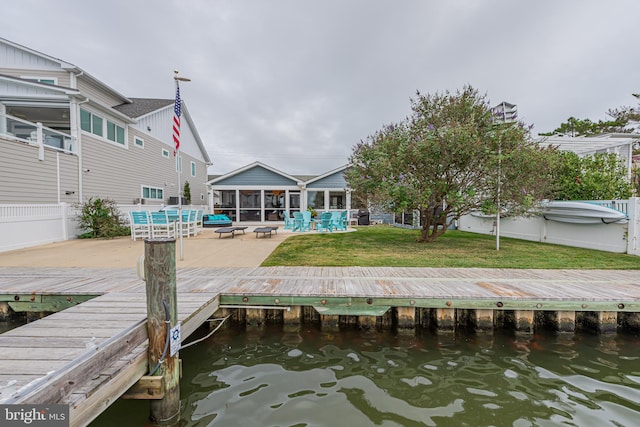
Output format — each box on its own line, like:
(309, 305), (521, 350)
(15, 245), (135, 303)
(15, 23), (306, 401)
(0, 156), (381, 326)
(56, 152), (61, 204)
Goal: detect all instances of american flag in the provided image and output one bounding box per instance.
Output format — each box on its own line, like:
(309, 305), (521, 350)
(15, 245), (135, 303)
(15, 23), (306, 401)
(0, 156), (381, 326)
(172, 84), (181, 155)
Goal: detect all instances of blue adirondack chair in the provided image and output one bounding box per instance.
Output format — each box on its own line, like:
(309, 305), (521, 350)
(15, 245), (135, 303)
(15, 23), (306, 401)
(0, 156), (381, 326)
(316, 212), (334, 232)
(293, 211), (311, 232)
(283, 211), (295, 230)
(332, 210), (348, 231)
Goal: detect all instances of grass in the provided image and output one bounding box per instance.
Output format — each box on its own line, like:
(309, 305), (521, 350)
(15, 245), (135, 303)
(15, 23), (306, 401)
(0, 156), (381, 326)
(262, 225), (640, 269)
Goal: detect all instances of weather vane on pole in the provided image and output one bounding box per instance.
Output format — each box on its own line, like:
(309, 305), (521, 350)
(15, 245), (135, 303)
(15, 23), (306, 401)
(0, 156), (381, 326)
(173, 70), (191, 261)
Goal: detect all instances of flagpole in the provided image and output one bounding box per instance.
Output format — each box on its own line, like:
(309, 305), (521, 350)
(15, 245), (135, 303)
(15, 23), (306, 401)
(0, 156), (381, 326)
(174, 70), (191, 261)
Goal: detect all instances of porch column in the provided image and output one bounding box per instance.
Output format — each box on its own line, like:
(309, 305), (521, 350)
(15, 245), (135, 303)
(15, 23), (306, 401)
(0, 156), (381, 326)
(235, 190), (240, 222)
(0, 103), (6, 135)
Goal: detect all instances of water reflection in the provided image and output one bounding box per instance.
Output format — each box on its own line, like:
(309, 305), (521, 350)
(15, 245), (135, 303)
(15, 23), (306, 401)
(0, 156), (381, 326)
(91, 325), (640, 427)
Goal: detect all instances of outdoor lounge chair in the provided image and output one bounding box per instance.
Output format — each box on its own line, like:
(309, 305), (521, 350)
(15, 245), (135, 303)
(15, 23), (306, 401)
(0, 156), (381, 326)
(129, 211), (151, 241)
(293, 211), (311, 232)
(203, 214), (232, 227)
(149, 211), (176, 239)
(332, 210), (348, 231)
(316, 212), (334, 232)
(283, 211), (295, 230)
(181, 209), (197, 237)
(195, 209), (204, 234)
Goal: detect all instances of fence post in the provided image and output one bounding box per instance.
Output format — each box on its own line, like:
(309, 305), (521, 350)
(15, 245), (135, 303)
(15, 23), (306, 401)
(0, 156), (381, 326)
(60, 202), (68, 241)
(144, 238), (180, 426)
(627, 197), (638, 256)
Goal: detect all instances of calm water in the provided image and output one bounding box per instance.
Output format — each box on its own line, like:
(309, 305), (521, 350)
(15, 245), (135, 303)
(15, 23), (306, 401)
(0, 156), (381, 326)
(91, 324), (640, 427)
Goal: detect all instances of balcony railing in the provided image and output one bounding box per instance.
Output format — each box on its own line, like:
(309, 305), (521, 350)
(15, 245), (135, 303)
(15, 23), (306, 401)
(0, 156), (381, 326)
(0, 112), (76, 154)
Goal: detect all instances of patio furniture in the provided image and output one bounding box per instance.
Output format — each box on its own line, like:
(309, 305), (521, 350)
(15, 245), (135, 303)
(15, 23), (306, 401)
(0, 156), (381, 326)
(215, 227), (237, 238)
(181, 209), (197, 237)
(214, 226), (247, 238)
(333, 210), (348, 231)
(254, 227), (275, 238)
(163, 209), (180, 223)
(283, 211), (295, 230)
(203, 214), (232, 227)
(149, 211), (176, 239)
(128, 211), (151, 241)
(231, 226), (248, 234)
(316, 212), (334, 232)
(292, 211), (311, 232)
(195, 209), (204, 234)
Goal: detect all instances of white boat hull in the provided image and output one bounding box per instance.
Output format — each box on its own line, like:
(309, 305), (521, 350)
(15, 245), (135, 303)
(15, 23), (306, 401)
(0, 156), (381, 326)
(540, 201), (627, 224)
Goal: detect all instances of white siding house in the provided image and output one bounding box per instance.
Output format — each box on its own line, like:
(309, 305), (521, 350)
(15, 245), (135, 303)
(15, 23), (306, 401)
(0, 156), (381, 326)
(0, 37), (212, 206)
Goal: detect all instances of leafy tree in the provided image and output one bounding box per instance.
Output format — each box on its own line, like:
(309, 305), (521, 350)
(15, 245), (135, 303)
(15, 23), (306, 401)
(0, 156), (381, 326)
(77, 197), (128, 238)
(183, 181), (191, 205)
(539, 116), (622, 137)
(550, 151), (632, 200)
(542, 93), (639, 137)
(346, 86), (556, 242)
(606, 93), (640, 129)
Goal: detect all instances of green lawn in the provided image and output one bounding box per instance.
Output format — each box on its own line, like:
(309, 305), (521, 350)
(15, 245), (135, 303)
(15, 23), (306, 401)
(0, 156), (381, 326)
(262, 226), (640, 269)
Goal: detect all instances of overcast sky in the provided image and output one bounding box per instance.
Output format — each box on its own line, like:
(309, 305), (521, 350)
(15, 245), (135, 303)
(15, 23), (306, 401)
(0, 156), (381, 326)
(2, 1), (639, 176)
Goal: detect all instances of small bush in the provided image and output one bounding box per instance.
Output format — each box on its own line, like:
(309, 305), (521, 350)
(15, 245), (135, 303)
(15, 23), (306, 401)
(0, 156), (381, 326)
(77, 197), (129, 238)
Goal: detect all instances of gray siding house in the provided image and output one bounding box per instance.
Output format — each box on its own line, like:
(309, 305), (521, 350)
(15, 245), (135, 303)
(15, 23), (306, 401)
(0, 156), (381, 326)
(208, 162), (352, 223)
(0, 37), (212, 206)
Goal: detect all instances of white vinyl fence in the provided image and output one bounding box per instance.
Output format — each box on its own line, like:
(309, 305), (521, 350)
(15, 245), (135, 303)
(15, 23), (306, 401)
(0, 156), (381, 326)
(457, 198), (639, 254)
(0, 203), (209, 253)
(0, 204), (80, 253)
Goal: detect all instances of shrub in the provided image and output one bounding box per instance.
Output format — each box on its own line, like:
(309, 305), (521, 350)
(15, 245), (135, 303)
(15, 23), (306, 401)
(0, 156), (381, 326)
(77, 197), (129, 238)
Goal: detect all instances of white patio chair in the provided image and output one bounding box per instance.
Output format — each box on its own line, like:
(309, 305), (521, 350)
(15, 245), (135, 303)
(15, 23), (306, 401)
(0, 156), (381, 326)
(150, 211), (176, 239)
(129, 211), (151, 241)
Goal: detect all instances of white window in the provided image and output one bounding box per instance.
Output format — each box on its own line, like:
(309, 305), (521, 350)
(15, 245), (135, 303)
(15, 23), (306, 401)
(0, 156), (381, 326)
(162, 148), (169, 158)
(134, 136), (144, 148)
(142, 185), (164, 200)
(106, 120), (125, 145)
(80, 108), (126, 146)
(191, 161), (196, 177)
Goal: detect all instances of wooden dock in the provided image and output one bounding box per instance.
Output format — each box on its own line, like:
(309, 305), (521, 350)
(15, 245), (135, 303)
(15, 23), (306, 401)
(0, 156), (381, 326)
(0, 266), (639, 426)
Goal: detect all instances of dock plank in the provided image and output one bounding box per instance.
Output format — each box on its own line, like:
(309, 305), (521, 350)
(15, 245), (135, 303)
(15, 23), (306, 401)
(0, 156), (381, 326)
(0, 266), (639, 427)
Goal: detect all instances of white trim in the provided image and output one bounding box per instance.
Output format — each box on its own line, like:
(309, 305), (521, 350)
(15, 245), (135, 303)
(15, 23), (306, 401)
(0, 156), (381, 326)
(19, 76), (59, 85)
(134, 136), (144, 149)
(207, 161), (303, 185)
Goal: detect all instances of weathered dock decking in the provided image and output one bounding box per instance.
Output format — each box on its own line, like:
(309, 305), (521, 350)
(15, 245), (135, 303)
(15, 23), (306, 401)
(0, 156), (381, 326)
(0, 266), (639, 426)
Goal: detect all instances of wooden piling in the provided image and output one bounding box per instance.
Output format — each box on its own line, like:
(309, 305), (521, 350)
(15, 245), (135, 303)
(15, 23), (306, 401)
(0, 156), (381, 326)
(246, 308), (266, 326)
(283, 306), (302, 324)
(474, 309), (495, 332)
(515, 310), (534, 333)
(598, 311), (618, 334)
(396, 307), (416, 330)
(358, 315), (377, 330)
(557, 311), (576, 333)
(435, 308), (455, 332)
(144, 238), (180, 427)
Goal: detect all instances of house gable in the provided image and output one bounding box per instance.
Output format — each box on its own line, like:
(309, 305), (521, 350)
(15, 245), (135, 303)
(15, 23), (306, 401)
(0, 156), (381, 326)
(210, 162), (300, 186)
(305, 164), (350, 188)
(0, 39), (72, 71)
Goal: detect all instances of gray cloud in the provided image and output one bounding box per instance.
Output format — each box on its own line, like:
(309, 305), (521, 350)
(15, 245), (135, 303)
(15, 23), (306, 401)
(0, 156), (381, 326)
(3, 0), (639, 175)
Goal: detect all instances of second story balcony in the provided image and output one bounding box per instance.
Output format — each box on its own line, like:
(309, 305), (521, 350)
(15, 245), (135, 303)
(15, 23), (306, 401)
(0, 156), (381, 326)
(1, 111), (76, 154)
